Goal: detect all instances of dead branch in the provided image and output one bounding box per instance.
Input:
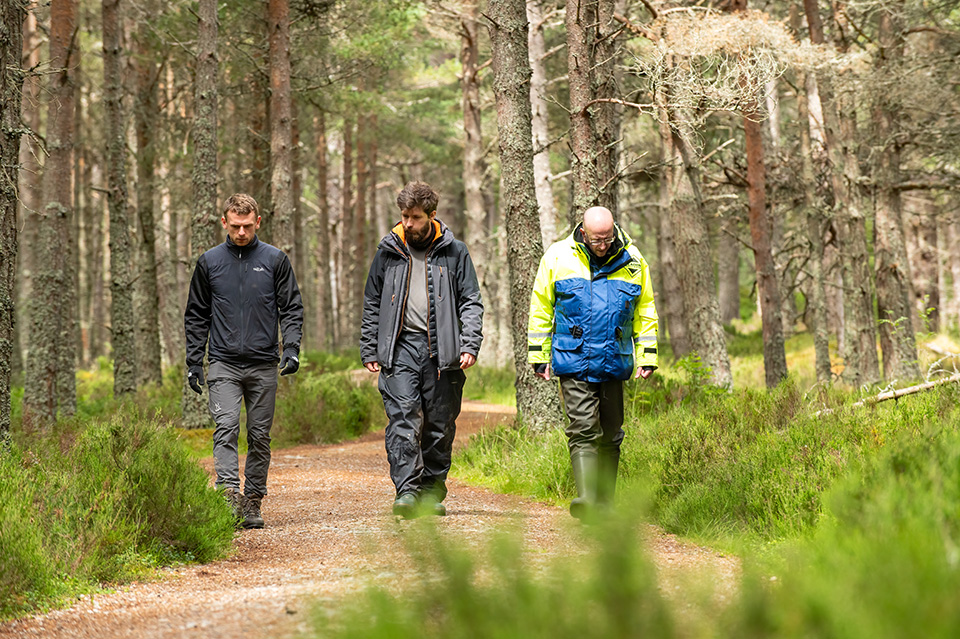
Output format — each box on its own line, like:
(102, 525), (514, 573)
(815, 372), (960, 417)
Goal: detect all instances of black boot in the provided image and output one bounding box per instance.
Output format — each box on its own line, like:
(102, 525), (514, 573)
(569, 451), (598, 521)
(597, 447), (620, 507)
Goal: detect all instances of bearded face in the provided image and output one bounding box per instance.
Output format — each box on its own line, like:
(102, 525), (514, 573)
(401, 207), (436, 249)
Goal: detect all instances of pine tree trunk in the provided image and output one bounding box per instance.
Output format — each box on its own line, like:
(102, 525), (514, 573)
(460, 0), (496, 363)
(0, 0), (27, 438)
(103, 0), (137, 398)
(593, 0), (620, 217)
(804, 0), (879, 386)
(657, 115), (690, 358)
(948, 205), (960, 331)
(15, 10), (40, 380)
(872, 3), (920, 381)
(355, 116), (368, 289)
(565, 0), (598, 229)
(488, 0), (563, 431)
(745, 111), (787, 387)
(24, 0), (77, 426)
(659, 49), (731, 387)
(183, 0), (218, 428)
(268, 0), (293, 256)
(292, 98), (304, 277)
(134, 17), (162, 386)
(339, 117), (355, 344)
(905, 196), (938, 334)
(526, 0), (557, 245)
(789, 3), (832, 385)
(314, 110), (334, 349)
(716, 209), (741, 325)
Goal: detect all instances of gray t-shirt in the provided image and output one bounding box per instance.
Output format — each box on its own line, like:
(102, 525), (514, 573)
(403, 246), (429, 333)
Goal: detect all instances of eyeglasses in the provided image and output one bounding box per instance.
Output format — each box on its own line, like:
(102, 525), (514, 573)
(585, 235), (614, 248)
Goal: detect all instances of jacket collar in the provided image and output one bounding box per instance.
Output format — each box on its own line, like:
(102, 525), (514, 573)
(573, 223), (629, 271)
(384, 219), (452, 255)
(226, 234), (259, 257)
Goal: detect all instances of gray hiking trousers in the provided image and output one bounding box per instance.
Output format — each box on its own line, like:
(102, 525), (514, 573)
(558, 377), (625, 457)
(378, 331), (465, 499)
(208, 360), (278, 498)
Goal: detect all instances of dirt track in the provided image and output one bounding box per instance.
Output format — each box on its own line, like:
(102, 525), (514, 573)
(0, 400), (737, 639)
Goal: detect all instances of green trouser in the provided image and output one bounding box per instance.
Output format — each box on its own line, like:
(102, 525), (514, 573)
(559, 377), (624, 505)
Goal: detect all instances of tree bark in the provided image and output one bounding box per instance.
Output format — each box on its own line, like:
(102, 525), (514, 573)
(314, 110), (334, 350)
(744, 112), (787, 387)
(803, 0), (880, 386)
(460, 0), (496, 362)
(871, 2), (920, 381)
(947, 203), (960, 331)
(716, 209), (741, 325)
(134, 13), (163, 385)
(660, 69), (731, 387)
(103, 0), (137, 398)
(15, 9), (40, 379)
(488, 0), (564, 430)
(268, 0), (293, 256)
(0, 0), (27, 438)
(183, 0), (218, 428)
(657, 114), (690, 358)
(565, 0), (599, 229)
(339, 117), (355, 343)
(791, 1), (832, 385)
(24, 0), (77, 426)
(526, 0), (557, 246)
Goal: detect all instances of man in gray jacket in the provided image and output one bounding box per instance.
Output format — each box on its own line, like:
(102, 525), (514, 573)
(361, 181), (483, 518)
(184, 193), (303, 529)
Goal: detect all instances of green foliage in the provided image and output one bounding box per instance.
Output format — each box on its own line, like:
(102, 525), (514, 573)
(726, 413), (960, 638)
(452, 423), (571, 504)
(272, 372), (384, 447)
(463, 365), (517, 406)
(0, 413), (234, 619)
(313, 517), (673, 639)
(456, 377), (960, 548)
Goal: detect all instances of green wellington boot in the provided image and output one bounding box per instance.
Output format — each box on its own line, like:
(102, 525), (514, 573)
(569, 451), (599, 521)
(597, 447), (621, 508)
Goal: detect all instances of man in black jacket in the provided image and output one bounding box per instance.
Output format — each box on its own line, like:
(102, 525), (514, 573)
(184, 193), (303, 529)
(361, 181), (483, 518)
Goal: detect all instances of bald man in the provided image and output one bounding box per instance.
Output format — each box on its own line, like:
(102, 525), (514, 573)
(527, 207), (659, 521)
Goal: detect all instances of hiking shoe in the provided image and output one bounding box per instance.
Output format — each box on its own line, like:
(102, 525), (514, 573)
(222, 487), (243, 525)
(242, 494), (265, 529)
(392, 492), (418, 519)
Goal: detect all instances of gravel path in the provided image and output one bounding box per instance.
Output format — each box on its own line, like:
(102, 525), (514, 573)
(0, 400), (738, 639)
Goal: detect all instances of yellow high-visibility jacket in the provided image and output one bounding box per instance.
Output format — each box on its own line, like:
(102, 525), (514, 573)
(527, 225), (658, 382)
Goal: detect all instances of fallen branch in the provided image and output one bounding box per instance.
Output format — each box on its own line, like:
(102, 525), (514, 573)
(815, 372), (960, 417)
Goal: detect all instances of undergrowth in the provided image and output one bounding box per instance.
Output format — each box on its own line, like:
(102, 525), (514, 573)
(0, 412), (234, 619)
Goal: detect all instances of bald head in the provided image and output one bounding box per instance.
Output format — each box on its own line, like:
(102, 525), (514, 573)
(582, 207), (616, 256)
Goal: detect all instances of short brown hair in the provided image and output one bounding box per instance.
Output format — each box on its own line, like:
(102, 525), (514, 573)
(396, 181), (438, 214)
(223, 193), (259, 218)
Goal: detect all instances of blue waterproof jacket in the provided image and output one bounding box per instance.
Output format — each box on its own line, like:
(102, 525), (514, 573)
(527, 225), (658, 382)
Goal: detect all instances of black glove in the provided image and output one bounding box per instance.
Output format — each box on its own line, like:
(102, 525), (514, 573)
(187, 365), (205, 395)
(280, 350), (300, 376)
(533, 363), (548, 375)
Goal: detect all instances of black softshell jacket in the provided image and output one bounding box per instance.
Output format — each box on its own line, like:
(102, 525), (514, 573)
(360, 219), (483, 371)
(185, 235), (303, 368)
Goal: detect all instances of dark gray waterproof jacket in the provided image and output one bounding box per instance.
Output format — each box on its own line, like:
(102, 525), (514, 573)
(185, 235), (303, 368)
(360, 220), (483, 371)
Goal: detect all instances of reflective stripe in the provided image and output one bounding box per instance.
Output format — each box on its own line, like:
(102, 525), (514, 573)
(528, 332), (552, 339)
(635, 335), (657, 343)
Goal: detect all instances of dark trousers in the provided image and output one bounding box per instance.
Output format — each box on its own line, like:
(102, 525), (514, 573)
(208, 360), (278, 498)
(558, 377), (625, 457)
(378, 331), (465, 499)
